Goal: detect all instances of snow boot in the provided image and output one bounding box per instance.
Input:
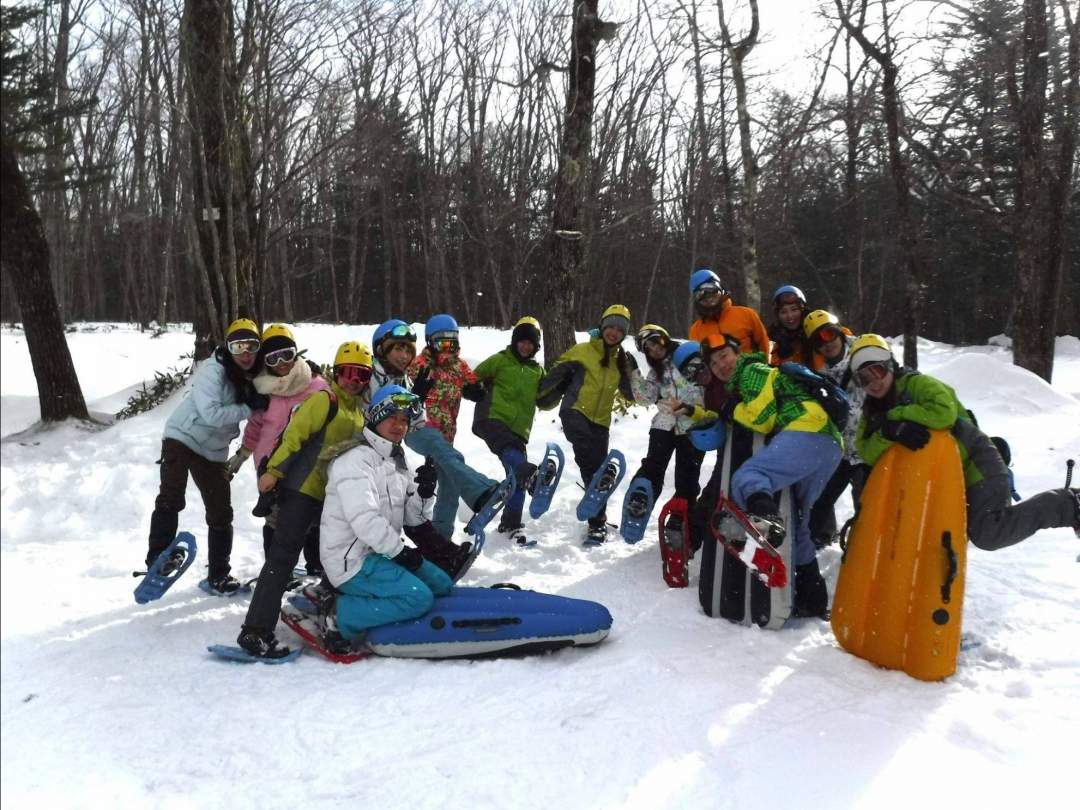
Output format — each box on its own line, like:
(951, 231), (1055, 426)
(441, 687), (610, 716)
(237, 626), (293, 660)
(302, 580), (337, 616)
(145, 509), (179, 568)
(792, 558), (829, 619)
(584, 521), (608, 546)
(745, 491), (786, 547)
(625, 489), (651, 519)
(158, 548), (188, 578)
(205, 574), (243, 595)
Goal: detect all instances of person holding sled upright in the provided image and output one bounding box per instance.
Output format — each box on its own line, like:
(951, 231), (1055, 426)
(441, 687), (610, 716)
(668, 339), (843, 618)
(471, 316), (546, 546)
(319, 385), (455, 652)
(768, 285), (822, 369)
(405, 313), (492, 540)
(624, 325), (706, 521)
(537, 305), (636, 545)
(801, 310), (868, 548)
(232, 323), (329, 573)
(365, 318), (500, 542)
(688, 268), (769, 355)
(143, 318), (268, 595)
(851, 334), (1080, 551)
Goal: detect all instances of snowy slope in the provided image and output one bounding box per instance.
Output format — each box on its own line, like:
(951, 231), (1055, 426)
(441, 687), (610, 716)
(2, 325), (1078, 809)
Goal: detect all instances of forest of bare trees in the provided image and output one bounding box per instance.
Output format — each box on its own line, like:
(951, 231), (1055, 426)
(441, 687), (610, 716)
(2, 0), (1077, 376)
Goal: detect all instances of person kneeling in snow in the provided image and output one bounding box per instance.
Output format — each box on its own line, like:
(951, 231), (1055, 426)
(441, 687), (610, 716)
(319, 385), (455, 648)
(851, 334), (1080, 549)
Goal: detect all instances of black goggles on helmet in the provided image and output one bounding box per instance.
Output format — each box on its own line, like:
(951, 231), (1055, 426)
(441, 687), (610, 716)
(681, 357), (706, 379)
(693, 282), (725, 303)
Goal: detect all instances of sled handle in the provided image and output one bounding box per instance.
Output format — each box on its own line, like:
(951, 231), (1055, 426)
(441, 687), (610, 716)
(941, 531), (958, 604)
(838, 514), (857, 564)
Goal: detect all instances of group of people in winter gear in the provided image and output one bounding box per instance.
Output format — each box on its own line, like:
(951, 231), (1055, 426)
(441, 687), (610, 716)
(142, 268), (1080, 657)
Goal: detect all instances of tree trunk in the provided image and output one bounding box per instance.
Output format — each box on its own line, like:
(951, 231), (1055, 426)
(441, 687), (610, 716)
(0, 137), (89, 422)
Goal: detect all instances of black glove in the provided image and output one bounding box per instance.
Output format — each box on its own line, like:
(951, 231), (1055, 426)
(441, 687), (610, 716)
(391, 544), (424, 572)
(775, 332), (794, 359)
(411, 366), (434, 400)
(242, 386), (270, 411)
(621, 350), (638, 374)
(717, 397), (738, 423)
(414, 461), (438, 499)
(864, 411), (886, 436)
(882, 419), (930, 450)
(462, 382), (485, 402)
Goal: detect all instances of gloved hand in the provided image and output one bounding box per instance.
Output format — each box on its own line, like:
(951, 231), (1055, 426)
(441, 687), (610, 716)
(414, 461), (438, 499)
(882, 419), (930, 450)
(411, 366), (434, 400)
(717, 397), (738, 423)
(461, 382), (485, 402)
(392, 544), (424, 572)
(242, 385), (270, 411)
(225, 447), (251, 479)
(864, 411), (886, 436)
(620, 350), (638, 375)
(775, 332), (794, 359)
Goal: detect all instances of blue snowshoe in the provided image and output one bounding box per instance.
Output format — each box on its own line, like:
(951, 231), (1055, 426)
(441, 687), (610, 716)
(207, 644), (301, 664)
(528, 442), (566, 519)
(576, 450), (627, 522)
(619, 478), (655, 544)
(464, 474), (517, 551)
(134, 532), (197, 604)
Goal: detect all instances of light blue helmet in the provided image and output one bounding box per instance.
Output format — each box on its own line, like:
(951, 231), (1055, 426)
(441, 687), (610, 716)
(688, 419), (726, 452)
(689, 268), (722, 295)
(672, 340), (703, 376)
(365, 384), (421, 428)
(772, 285), (806, 308)
(425, 314), (459, 342)
(372, 319), (416, 354)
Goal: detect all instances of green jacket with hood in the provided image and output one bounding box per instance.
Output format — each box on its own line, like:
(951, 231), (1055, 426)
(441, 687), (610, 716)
(472, 347), (544, 441)
(536, 337), (633, 429)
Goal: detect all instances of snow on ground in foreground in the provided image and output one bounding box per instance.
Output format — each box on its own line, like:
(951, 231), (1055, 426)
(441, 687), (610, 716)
(2, 325), (1078, 809)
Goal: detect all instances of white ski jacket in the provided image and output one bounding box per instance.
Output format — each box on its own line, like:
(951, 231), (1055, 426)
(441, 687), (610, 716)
(320, 426), (429, 588)
(629, 359), (703, 435)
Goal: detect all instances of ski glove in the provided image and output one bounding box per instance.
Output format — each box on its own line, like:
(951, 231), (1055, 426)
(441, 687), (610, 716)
(392, 544), (424, 572)
(414, 461), (438, 499)
(225, 447), (251, 479)
(882, 419), (930, 451)
(716, 397), (738, 424)
(411, 366), (434, 400)
(461, 382), (485, 402)
(242, 385), (271, 412)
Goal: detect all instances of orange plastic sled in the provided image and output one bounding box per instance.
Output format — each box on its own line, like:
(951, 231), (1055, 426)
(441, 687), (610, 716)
(831, 430), (968, 681)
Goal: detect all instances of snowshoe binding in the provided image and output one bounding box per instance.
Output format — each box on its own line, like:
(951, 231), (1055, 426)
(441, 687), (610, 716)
(134, 532), (198, 604)
(576, 450), (627, 522)
(619, 478), (654, 544)
(659, 497), (691, 588)
(708, 494), (789, 588)
(528, 442), (566, 519)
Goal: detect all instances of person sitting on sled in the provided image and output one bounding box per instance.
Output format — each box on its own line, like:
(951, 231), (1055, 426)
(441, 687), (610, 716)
(851, 334), (1080, 550)
(667, 339), (843, 618)
(319, 385), (455, 649)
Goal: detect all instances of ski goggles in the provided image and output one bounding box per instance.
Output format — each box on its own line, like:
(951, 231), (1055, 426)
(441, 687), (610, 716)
(335, 364), (373, 386)
(693, 283), (725, 303)
(429, 334), (459, 353)
(854, 361), (891, 387)
(264, 347), (298, 367)
(812, 326), (842, 346)
(367, 391), (422, 425)
(681, 357), (706, 379)
(386, 323), (417, 342)
(227, 338), (261, 355)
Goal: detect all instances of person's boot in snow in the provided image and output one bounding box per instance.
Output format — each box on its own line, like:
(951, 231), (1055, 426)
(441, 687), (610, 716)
(205, 574), (243, 595)
(745, 492), (786, 546)
(237, 626), (292, 659)
(792, 558), (829, 619)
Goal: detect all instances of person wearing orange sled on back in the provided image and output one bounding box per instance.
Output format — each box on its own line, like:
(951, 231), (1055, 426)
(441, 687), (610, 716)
(851, 334), (1079, 550)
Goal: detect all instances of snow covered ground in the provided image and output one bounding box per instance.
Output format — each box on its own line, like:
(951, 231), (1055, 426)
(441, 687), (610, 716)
(2, 324), (1078, 809)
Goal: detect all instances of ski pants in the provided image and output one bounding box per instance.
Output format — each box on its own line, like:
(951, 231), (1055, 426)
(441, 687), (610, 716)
(265, 501), (321, 574)
(631, 429), (705, 507)
(561, 409), (610, 528)
(730, 430), (842, 566)
(335, 555), (453, 642)
(966, 476), (1076, 550)
(474, 418), (529, 526)
(406, 425), (497, 539)
(148, 438), (234, 578)
(244, 489), (323, 632)
(808, 461), (870, 544)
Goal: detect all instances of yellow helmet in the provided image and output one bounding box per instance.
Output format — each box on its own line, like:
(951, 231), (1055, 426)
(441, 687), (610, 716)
(261, 323), (295, 343)
(334, 340), (373, 368)
(601, 304), (631, 322)
(849, 334), (895, 370)
(226, 318), (260, 341)
(802, 310), (839, 340)
(635, 323), (671, 352)
(515, 315), (541, 330)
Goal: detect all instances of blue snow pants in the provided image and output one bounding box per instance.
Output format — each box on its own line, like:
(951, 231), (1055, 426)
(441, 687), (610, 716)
(730, 430), (841, 566)
(406, 425), (497, 539)
(335, 555), (453, 642)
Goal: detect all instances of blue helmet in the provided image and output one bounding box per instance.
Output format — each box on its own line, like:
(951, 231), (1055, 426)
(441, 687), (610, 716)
(688, 419), (727, 452)
(672, 340), (703, 377)
(425, 314), (459, 342)
(773, 285), (806, 308)
(372, 319), (416, 353)
(689, 268), (722, 295)
(365, 384), (422, 428)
